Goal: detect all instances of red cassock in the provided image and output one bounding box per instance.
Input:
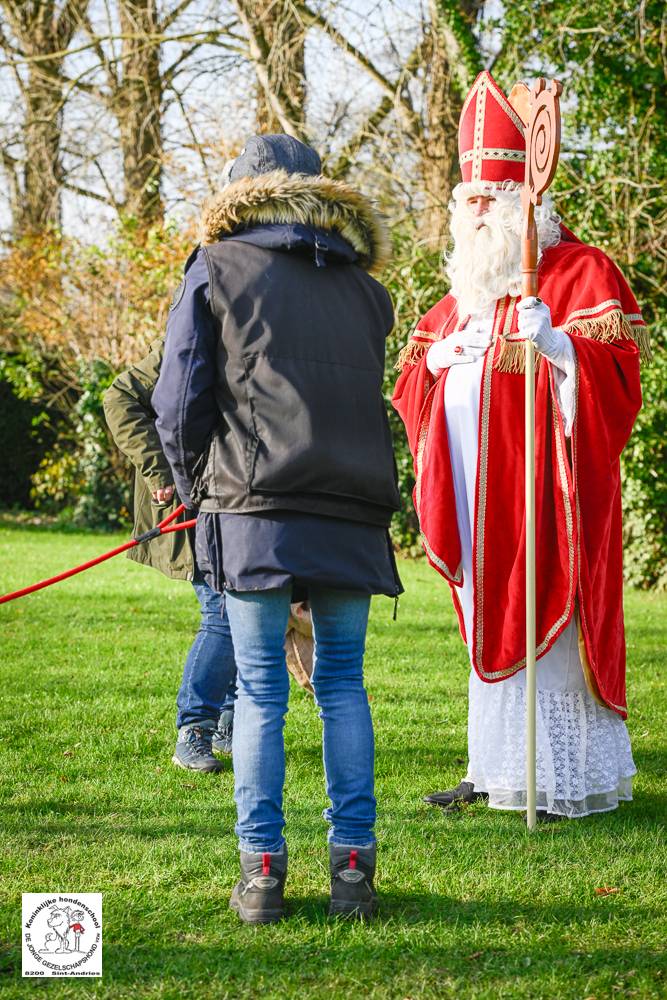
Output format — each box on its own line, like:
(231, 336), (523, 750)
(392, 232), (647, 718)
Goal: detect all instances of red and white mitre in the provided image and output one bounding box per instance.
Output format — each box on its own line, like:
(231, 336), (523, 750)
(458, 70), (526, 185)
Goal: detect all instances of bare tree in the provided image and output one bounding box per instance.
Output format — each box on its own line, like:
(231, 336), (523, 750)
(0, 0), (88, 234)
(233, 0), (308, 139)
(113, 0), (165, 225)
(79, 0), (177, 228)
(83, 1), (246, 228)
(291, 0), (486, 242)
(0, 1), (490, 240)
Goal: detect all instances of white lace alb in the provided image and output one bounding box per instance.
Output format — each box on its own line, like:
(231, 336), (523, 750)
(465, 634), (636, 818)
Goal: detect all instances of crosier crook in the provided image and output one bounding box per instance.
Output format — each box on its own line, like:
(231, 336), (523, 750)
(521, 78), (563, 832)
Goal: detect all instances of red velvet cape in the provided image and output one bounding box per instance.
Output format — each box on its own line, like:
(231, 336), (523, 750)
(392, 237), (646, 717)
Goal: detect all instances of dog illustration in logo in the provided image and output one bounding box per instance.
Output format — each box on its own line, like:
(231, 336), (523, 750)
(38, 931), (60, 954)
(68, 909), (85, 952)
(39, 907), (72, 954)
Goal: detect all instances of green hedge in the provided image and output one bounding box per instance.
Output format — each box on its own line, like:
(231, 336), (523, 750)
(0, 354), (131, 530)
(621, 339), (667, 589)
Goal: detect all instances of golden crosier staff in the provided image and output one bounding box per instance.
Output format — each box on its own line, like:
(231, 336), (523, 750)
(520, 78), (563, 832)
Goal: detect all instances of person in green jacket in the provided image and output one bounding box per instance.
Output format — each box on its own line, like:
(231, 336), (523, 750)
(103, 339), (237, 773)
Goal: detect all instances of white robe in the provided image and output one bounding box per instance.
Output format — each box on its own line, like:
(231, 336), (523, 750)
(444, 308), (636, 817)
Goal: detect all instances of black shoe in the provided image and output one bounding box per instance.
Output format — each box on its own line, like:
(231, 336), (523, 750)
(229, 847), (287, 924)
(328, 844), (378, 920)
(423, 780), (488, 811)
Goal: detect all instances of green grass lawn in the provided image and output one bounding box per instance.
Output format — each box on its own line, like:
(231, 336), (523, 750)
(0, 522), (665, 999)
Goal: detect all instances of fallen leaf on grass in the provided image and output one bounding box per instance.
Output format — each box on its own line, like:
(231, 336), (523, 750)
(465, 951), (484, 960)
(594, 886), (620, 896)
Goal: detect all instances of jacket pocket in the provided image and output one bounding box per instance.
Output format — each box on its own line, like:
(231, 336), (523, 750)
(243, 353), (400, 510)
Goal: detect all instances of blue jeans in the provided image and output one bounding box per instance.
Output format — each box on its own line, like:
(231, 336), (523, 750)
(176, 576), (237, 729)
(224, 585), (375, 852)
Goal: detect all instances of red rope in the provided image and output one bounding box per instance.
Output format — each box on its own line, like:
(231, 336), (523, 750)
(159, 519), (197, 535)
(0, 504), (197, 605)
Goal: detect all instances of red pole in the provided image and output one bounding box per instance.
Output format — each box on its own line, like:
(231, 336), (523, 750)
(0, 505), (195, 605)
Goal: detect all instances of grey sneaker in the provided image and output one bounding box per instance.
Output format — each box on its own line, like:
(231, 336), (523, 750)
(172, 721), (224, 773)
(212, 709), (234, 755)
(229, 846), (287, 924)
(328, 844), (378, 920)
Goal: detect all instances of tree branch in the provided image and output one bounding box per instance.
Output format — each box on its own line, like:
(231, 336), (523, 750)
(162, 30), (244, 86)
(327, 40), (424, 179)
(62, 180), (116, 206)
(170, 85), (216, 195)
(159, 0), (197, 33)
(232, 0), (306, 139)
(295, 0), (420, 132)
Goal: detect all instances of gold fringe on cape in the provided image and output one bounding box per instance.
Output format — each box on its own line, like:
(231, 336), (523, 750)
(394, 339), (428, 371)
(395, 309), (651, 374)
(493, 338), (542, 374)
(563, 311), (652, 363)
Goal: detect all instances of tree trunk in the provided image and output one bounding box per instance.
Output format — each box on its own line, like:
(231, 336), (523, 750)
(418, 14), (459, 246)
(21, 56), (64, 233)
(417, 0), (483, 245)
(0, 1), (86, 234)
(114, 0), (164, 228)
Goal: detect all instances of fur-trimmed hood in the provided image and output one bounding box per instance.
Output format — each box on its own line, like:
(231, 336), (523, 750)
(199, 171), (390, 272)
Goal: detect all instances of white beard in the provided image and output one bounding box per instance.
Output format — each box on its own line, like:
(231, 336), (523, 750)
(445, 186), (561, 317)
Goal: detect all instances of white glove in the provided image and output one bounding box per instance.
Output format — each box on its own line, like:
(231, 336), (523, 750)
(426, 329), (492, 376)
(514, 297), (576, 433)
(515, 297), (568, 361)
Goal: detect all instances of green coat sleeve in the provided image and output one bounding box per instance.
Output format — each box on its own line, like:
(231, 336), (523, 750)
(102, 339), (172, 490)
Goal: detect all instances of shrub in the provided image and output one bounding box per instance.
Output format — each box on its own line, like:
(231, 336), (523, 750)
(622, 331), (667, 589)
(28, 361), (133, 530)
(0, 372), (56, 508)
(0, 220), (193, 528)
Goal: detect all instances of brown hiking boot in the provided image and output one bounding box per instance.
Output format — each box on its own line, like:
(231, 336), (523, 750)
(328, 844), (378, 920)
(229, 846), (287, 924)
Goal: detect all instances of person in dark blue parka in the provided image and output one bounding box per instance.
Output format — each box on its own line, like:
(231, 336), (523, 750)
(153, 134), (402, 923)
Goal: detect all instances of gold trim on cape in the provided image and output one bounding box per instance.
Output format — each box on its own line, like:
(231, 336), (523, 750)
(412, 348), (464, 586)
(422, 533), (463, 585)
